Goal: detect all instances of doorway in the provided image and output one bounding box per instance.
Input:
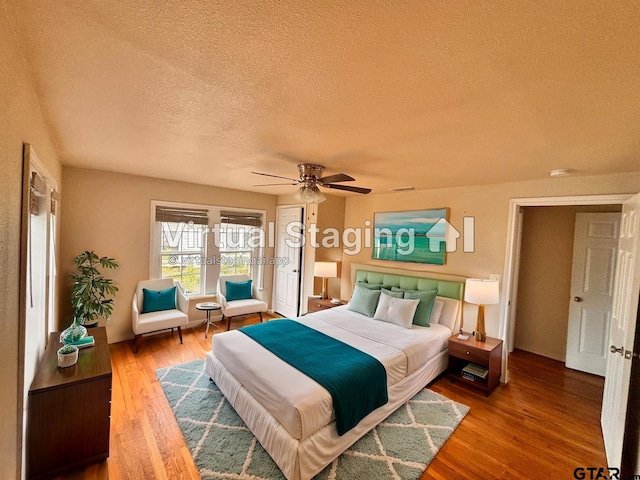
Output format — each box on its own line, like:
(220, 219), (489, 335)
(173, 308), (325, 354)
(502, 193), (640, 472)
(511, 205), (621, 373)
(499, 194), (632, 382)
(18, 144), (59, 477)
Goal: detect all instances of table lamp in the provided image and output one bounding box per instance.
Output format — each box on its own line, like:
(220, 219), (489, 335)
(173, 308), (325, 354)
(313, 262), (338, 299)
(464, 278), (499, 342)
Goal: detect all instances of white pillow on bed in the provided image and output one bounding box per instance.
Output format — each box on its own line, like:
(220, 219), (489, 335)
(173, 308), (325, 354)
(433, 297), (461, 332)
(373, 294), (419, 329)
(430, 300), (444, 324)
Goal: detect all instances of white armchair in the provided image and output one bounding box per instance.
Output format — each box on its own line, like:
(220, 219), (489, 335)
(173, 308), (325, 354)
(217, 274), (268, 331)
(132, 278), (189, 352)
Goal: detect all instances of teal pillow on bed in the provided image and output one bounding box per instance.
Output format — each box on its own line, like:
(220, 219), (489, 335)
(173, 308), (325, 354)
(382, 288), (404, 298)
(225, 280), (253, 301)
(357, 282), (383, 290)
(403, 289), (438, 327)
(348, 285), (381, 317)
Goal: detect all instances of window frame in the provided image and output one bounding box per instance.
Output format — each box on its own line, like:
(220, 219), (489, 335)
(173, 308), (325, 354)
(149, 200), (266, 296)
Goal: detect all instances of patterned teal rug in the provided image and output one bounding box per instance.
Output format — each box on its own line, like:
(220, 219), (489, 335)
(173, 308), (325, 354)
(156, 359), (469, 480)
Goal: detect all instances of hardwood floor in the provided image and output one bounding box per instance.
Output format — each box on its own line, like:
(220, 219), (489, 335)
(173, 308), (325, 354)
(56, 317), (606, 480)
(425, 349), (606, 479)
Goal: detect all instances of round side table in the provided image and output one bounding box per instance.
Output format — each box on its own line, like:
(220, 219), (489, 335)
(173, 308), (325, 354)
(195, 302), (222, 338)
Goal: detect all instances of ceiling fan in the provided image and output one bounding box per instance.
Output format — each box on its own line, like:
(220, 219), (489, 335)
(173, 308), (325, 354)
(252, 164), (371, 203)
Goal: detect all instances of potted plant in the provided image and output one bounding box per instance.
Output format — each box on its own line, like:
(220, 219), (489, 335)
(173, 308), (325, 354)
(68, 251), (119, 328)
(57, 344), (79, 368)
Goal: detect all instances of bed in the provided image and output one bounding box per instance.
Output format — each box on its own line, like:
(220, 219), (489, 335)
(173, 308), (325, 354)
(204, 268), (464, 480)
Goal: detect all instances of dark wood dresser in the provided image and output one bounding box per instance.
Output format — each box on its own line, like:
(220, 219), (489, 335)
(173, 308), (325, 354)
(27, 327), (112, 479)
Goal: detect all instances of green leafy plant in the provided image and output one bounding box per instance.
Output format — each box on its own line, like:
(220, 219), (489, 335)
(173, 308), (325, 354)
(68, 251), (119, 326)
(58, 344), (78, 355)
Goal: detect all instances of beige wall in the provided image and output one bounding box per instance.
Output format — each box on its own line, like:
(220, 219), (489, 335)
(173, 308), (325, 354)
(514, 205), (621, 361)
(0, 0), (62, 476)
(60, 167), (278, 344)
(341, 172), (640, 339)
(313, 195), (346, 299)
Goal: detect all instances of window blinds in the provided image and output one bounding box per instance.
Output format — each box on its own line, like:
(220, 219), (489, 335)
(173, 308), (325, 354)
(220, 211), (263, 227)
(155, 206), (208, 225)
(154, 206), (262, 227)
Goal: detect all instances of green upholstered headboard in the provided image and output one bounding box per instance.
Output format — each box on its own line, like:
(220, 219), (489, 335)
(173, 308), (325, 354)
(354, 269), (464, 300)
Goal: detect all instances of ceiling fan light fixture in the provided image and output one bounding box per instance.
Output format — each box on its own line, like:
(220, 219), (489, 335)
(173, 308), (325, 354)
(294, 185), (326, 204)
(253, 162), (369, 199)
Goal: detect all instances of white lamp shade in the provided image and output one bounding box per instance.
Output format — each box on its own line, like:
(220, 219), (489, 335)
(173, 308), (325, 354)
(464, 278), (499, 305)
(313, 262), (338, 278)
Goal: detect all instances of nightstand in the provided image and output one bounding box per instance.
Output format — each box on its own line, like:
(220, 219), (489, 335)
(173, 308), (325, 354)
(307, 297), (344, 313)
(447, 333), (503, 396)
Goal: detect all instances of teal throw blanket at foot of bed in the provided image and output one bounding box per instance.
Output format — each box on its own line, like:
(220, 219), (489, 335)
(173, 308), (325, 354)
(239, 319), (388, 436)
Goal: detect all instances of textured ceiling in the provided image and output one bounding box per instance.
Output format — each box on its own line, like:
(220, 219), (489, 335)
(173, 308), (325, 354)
(16, 0), (640, 196)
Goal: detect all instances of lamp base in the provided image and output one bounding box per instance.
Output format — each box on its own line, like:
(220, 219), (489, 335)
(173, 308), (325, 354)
(474, 304), (487, 342)
(321, 277), (328, 299)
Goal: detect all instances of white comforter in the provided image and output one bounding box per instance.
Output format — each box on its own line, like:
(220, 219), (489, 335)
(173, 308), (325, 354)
(212, 305), (451, 440)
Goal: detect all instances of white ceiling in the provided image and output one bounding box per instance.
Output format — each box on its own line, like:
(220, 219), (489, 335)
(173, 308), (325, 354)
(17, 1), (640, 196)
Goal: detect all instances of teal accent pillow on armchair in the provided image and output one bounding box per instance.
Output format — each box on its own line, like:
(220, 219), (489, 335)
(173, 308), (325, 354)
(142, 286), (176, 313)
(226, 280), (253, 301)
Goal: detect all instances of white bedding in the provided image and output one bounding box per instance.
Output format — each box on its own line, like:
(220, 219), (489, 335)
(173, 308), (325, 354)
(212, 305), (452, 441)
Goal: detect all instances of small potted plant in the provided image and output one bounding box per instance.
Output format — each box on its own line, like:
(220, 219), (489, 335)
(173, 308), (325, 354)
(68, 251), (119, 328)
(57, 344), (79, 368)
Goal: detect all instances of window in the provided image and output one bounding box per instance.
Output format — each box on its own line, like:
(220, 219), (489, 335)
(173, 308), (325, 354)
(156, 206), (208, 294)
(150, 202), (265, 295)
(219, 211), (263, 276)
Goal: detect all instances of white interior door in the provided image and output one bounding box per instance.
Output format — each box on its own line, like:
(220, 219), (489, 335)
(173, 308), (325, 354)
(602, 192), (640, 469)
(566, 213), (620, 376)
(274, 206), (303, 317)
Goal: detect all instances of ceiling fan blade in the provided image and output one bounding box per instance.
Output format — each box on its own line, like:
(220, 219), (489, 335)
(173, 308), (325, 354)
(252, 171), (299, 182)
(253, 182), (299, 187)
(322, 184), (371, 194)
(318, 173), (355, 184)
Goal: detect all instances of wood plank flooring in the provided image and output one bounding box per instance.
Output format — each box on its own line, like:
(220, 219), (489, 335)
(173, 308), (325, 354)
(56, 316), (606, 480)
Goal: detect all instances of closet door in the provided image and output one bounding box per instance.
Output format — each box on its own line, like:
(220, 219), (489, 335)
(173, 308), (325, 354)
(273, 205), (303, 317)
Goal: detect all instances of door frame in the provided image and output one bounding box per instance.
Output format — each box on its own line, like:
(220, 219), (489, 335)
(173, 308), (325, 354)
(499, 194), (633, 383)
(18, 143), (59, 478)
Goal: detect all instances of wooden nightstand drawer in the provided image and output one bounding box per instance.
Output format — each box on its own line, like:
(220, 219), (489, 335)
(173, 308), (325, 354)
(308, 299), (331, 312)
(448, 341), (490, 365)
(308, 297), (343, 313)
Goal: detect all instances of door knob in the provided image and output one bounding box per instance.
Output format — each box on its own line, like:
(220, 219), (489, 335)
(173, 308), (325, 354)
(573, 296), (583, 302)
(610, 345), (624, 355)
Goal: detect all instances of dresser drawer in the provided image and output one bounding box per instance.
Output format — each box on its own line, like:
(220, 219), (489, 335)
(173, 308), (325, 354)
(449, 341), (490, 365)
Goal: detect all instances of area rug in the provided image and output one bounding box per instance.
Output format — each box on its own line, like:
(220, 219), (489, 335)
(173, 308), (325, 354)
(156, 359), (469, 480)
